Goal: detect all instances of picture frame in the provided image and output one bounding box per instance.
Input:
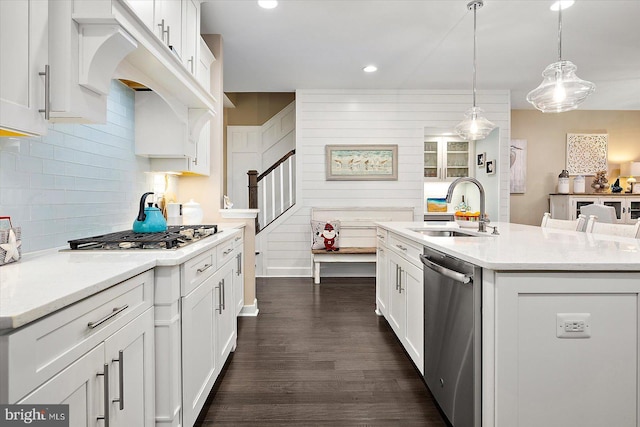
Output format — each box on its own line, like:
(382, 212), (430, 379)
(477, 152), (486, 167)
(486, 159), (496, 175)
(325, 144), (398, 181)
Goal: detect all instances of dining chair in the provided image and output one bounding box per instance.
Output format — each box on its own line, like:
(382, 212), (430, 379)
(585, 216), (640, 238)
(540, 212), (587, 232)
(579, 204), (617, 224)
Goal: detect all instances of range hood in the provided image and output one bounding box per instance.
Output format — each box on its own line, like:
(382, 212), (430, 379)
(69, 0), (216, 121)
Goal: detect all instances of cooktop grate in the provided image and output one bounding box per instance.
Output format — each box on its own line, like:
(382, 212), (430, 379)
(68, 225), (218, 250)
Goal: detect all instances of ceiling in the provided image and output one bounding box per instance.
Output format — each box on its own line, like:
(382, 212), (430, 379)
(201, 0), (640, 110)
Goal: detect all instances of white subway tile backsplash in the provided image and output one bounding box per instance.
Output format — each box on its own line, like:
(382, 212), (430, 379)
(0, 80), (152, 253)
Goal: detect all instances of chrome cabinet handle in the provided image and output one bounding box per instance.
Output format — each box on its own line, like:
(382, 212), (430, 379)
(215, 283), (222, 313)
(112, 350), (124, 410)
(97, 364), (110, 426)
(38, 64), (50, 119)
(157, 19), (165, 40)
(398, 267), (404, 293)
(236, 253), (242, 275)
(197, 263), (212, 273)
(88, 305), (128, 329)
(234, 236), (242, 242)
(188, 56), (194, 74)
(221, 278), (226, 310)
(165, 25), (171, 47)
(395, 265), (400, 291)
(223, 248), (233, 256)
(395, 244), (407, 251)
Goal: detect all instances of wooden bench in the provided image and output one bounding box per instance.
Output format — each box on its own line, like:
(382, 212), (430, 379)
(311, 207), (414, 284)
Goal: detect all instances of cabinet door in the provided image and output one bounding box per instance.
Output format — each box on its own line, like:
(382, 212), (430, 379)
(387, 253), (404, 337)
(104, 309), (155, 427)
(18, 344), (104, 427)
(216, 260), (237, 371)
(124, 0), (156, 31)
(376, 245), (389, 316)
(234, 249), (245, 316)
(156, 0), (182, 58)
(627, 199), (640, 223)
(401, 259), (424, 374)
(423, 139), (440, 179)
(189, 119), (211, 176)
(571, 197), (599, 220)
(445, 140), (470, 180)
(0, 0), (47, 136)
(598, 197), (625, 223)
(183, 0), (199, 75)
(181, 273), (217, 427)
(197, 37), (215, 92)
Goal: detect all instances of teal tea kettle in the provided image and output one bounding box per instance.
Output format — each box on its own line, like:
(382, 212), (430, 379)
(133, 192), (168, 233)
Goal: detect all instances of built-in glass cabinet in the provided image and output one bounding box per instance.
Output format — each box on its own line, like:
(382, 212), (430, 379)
(424, 137), (473, 181)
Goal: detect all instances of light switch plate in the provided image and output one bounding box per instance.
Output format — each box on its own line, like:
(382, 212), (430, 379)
(556, 313), (591, 338)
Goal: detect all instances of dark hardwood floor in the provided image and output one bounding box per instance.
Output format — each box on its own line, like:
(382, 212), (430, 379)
(195, 277), (447, 426)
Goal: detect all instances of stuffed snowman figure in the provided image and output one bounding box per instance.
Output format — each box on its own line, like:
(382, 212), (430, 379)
(320, 223), (338, 251)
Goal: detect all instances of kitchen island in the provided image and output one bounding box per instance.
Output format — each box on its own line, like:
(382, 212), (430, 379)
(376, 221), (640, 427)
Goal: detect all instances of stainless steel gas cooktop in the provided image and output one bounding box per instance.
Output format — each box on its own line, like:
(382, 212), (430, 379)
(67, 225), (218, 250)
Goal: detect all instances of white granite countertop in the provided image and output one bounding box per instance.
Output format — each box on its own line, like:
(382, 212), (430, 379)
(0, 224), (244, 331)
(377, 221), (640, 271)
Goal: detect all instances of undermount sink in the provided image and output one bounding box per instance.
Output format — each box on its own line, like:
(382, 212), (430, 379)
(410, 228), (489, 237)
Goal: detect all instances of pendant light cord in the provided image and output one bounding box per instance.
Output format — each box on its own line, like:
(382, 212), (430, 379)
(558, 6), (563, 61)
(472, 2), (478, 108)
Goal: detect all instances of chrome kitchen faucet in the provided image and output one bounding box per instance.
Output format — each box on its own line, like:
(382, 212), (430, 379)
(446, 177), (488, 233)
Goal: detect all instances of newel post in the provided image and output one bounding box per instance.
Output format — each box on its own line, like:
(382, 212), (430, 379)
(248, 170), (259, 231)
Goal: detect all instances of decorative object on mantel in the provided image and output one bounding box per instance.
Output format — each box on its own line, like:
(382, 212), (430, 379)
(566, 133), (608, 176)
(510, 139), (527, 193)
(454, 0), (496, 141)
(591, 170), (610, 193)
(526, 1), (595, 112)
(620, 161), (640, 193)
(611, 178), (623, 193)
(0, 217), (21, 266)
(573, 175), (585, 193)
(557, 169), (570, 194)
(325, 145), (398, 181)
(223, 195), (234, 209)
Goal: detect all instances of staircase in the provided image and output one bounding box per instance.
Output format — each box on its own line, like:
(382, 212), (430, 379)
(248, 149), (296, 232)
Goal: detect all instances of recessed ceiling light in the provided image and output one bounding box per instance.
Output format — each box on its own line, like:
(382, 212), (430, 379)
(550, 1), (574, 11)
(363, 65), (378, 73)
(258, 0), (278, 9)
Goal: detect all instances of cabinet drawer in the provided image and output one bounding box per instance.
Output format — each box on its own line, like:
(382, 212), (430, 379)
(388, 233), (423, 267)
(0, 269), (154, 403)
(216, 237), (237, 267)
(182, 248), (217, 296)
(376, 228), (388, 244)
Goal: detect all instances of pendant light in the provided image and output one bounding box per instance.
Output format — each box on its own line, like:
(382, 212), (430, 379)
(455, 0), (496, 141)
(526, 2), (595, 112)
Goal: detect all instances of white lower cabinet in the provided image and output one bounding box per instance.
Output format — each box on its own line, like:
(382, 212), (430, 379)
(379, 231), (424, 374)
(151, 229), (242, 427)
(3, 270), (155, 427)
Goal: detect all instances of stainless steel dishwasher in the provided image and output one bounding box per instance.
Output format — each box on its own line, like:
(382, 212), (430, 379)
(420, 247), (481, 427)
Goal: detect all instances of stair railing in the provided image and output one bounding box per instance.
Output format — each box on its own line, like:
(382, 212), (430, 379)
(248, 149), (296, 232)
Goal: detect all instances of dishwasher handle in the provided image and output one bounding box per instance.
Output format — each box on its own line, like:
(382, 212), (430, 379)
(420, 254), (472, 284)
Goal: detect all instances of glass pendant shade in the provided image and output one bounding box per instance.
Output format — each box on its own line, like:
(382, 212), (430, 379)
(455, 106), (496, 141)
(455, 0), (496, 142)
(526, 60), (596, 112)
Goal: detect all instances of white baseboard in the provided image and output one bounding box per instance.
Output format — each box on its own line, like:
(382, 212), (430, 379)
(239, 298), (259, 317)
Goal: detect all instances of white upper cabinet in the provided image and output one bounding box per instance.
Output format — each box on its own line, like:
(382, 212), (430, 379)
(156, 0), (183, 58)
(0, 0), (48, 136)
(183, 0), (199, 76)
(197, 37), (215, 92)
(424, 137), (474, 182)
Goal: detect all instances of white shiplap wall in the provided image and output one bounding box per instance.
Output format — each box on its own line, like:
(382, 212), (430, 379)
(257, 89), (511, 277)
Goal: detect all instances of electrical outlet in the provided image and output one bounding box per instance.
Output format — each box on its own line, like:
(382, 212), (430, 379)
(556, 313), (591, 338)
